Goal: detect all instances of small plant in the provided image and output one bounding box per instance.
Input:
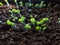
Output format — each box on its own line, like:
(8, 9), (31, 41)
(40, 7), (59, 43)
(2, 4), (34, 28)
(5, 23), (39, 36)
(4, 0), (9, 6)
(0, 2), (3, 6)
(14, 0), (19, 8)
(42, 27), (47, 31)
(6, 20), (14, 26)
(39, 1), (46, 8)
(12, 9), (20, 13)
(35, 4), (39, 7)
(25, 24), (31, 29)
(18, 16), (26, 23)
(42, 17), (49, 21)
(35, 26), (41, 30)
(19, 1), (23, 7)
(30, 17), (36, 24)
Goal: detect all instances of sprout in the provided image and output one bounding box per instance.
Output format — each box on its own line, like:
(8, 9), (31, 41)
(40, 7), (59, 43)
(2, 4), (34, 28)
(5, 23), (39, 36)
(39, 1), (46, 8)
(39, 20), (44, 25)
(4, 0), (9, 6)
(12, 9), (20, 13)
(25, 24), (31, 29)
(42, 24), (46, 27)
(0, 2), (3, 6)
(18, 16), (26, 23)
(14, 0), (19, 8)
(19, 1), (23, 7)
(30, 18), (36, 24)
(36, 21), (40, 25)
(35, 4), (39, 7)
(28, 3), (33, 7)
(43, 17), (49, 21)
(6, 20), (14, 26)
(42, 27), (47, 31)
(36, 26), (41, 30)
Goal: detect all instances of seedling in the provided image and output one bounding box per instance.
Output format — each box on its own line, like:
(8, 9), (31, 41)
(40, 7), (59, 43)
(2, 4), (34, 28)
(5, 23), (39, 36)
(14, 0), (19, 8)
(36, 21), (41, 25)
(25, 24), (31, 29)
(42, 17), (49, 21)
(19, 1), (23, 7)
(18, 16), (26, 23)
(4, 0), (9, 6)
(36, 26), (41, 30)
(30, 17), (36, 24)
(0, 2), (3, 6)
(42, 27), (47, 31)
(6, 20), (14, 26)
(39, 1), (46, 8)
(35, 4), (39, 7)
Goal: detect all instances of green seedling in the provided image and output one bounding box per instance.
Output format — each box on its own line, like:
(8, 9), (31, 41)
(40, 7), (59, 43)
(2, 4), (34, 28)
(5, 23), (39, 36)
(4, 0), (9, 6)
(12, 17), (18, 21)
(43, 17), (49, 21)
(36, 21), (40, 25)
(39, 1), (46, 8)
(6, 20), (14, 26)
(36, 26), (41, 30)
(0, 2), (3, 6)
(35, 4), (39, 7)
(14, 0), (19, 8)
(12, 9), (20, 13)
(42, 24), (46, 27)
(25, 24), (31, 29)
(28, 3), (33, 7)
(18, 16), (26, 23)
(19, 1), (23, 7)
(42, 27), (47, 31)
(30, 17), (36, 24)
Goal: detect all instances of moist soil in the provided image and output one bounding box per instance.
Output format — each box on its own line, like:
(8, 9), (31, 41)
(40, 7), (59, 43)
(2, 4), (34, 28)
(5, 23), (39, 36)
(0, 2), (60, 45)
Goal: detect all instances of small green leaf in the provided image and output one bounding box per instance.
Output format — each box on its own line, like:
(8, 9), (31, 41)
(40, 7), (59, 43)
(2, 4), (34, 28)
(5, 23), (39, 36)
(30, 18), (36, 24)
(18, 16), (26, 23)
(39, 20), (44, 25)
(14, 0), (17, 2)
(12, 9), (17, 13)
(43, 18), (49, 21)
(36, 21), (40, 25)
(25, 24), (31, 29)
(0, 2), (3, 6)
(36, 26), (41, 30)
(4, 0), (8, 2)
(6, 20), (14, 26)
(35, 4), (39, 7)
(42, 27), (47, 31)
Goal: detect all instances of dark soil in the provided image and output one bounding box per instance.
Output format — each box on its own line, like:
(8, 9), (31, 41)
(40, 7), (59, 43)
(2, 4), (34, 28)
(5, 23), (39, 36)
(0, 1), (60, 45)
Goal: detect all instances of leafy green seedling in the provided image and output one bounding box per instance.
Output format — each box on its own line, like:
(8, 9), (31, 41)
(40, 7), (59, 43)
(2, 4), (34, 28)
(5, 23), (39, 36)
(39, 1), (46, 8)
(39, 20), (44, 25)
(18, 16), (26, 23)
(42, 24), (46, 27)
(6, 20), (14, 26)
(19, 1), (23, 7)
(14, 0), (19, 8)
(12, 17), (18, 21)
(36, 21), (40, 25)
(28, 3), (33, 7)
(35, 4), (39, 7)
(42, 27), (47, 31)
(36, 26), (41, 30)
(4, 0), (9, 6)
(30, 18), (36, 24)
(0, 2), (3, 6)
(12, 9), (20, 13)
(25, 24), (31, 29)
(43, 17), (49, 21)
